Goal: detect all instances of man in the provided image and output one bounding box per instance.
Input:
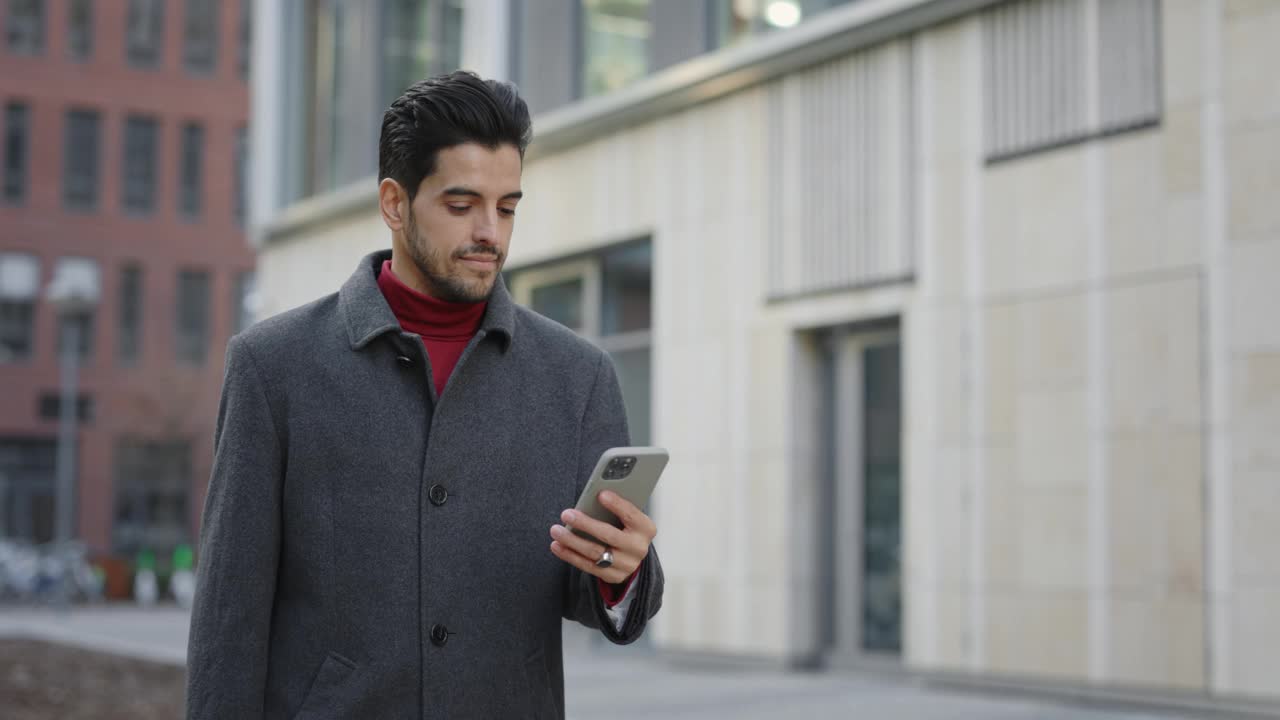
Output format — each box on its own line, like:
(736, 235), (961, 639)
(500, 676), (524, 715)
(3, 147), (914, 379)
(186, 71), (663, 719)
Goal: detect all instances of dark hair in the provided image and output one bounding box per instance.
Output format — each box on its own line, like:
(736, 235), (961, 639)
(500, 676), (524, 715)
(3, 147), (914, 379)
(378, 70), (532, 201)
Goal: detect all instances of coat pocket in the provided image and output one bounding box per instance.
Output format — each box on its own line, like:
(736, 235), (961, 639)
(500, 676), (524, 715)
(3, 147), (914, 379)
(292, 651), (358, 720)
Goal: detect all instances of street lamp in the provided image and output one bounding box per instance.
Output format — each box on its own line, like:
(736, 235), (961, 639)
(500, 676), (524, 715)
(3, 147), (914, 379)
(45, 259), (100, 608)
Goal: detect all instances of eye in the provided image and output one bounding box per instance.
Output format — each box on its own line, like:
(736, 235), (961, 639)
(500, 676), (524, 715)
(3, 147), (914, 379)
(446, 204), (470, 214)
(499, 207), (517, 217)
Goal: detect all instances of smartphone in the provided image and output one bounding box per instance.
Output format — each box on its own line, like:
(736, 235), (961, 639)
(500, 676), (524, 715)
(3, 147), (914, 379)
(571, 446), (669, 546)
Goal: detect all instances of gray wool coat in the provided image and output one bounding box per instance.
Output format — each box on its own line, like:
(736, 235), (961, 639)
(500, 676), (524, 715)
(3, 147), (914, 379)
(185, 249), (663, 719)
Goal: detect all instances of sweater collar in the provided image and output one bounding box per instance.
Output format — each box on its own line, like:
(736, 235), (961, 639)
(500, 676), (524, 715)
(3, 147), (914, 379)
(376, 259), (487, 339)
(340, 249), (516, 351)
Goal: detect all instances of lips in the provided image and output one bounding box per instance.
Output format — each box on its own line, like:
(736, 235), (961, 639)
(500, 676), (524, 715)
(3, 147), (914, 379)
(458, 255), (499, 269)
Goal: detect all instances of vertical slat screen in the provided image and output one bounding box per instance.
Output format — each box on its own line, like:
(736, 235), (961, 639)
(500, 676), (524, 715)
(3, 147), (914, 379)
(983, 0), (1160, 162)
(1098, 0), (1161, 133)
(766, 39), (916, 299)
(983, 0), (1087, 159)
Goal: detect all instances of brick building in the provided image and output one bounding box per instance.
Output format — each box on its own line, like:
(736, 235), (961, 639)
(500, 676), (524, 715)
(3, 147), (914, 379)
(0, 0), (253, 560)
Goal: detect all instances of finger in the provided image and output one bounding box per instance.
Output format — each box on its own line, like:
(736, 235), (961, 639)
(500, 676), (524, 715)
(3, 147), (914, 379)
(550, 521), (649, 583)
(559, 509), (628, 549)
(549, 541), (631, 584)
(597, 491), (657, 538)
(549, 524), (610, 561)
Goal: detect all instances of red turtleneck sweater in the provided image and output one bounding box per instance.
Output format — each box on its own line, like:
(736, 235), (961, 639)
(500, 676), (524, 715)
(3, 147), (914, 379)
(377, 260), (487, 397)
(376, 260), (636, 608)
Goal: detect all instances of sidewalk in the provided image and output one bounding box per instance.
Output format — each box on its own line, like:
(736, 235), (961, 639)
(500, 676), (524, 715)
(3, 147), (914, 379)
(0, 604), (190, 665)
(0, 606), (1211, 719)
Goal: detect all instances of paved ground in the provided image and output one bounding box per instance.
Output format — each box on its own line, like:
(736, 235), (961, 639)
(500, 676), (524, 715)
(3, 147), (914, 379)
(559, 626), (1184, 720)
(0, 605), (1248, 719)
(1, 637), (184, 720)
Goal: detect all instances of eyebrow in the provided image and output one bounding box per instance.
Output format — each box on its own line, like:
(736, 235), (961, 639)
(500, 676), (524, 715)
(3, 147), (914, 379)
(442, 186), (523, 201)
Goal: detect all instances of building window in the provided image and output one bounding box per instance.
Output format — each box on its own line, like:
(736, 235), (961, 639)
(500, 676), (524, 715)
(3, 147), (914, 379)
(126, 0), (165, 68)
(983, 0), (1160, 162)
(510, 240), (654, 444)
(3, 102), (28, 204)
(314, 0), (352, 192)
(122, 115), (159, 214)
(441, 0), (463, 78)
(232, 270), (255, 335)
(118, 264), (143, 366)
(711, 0), (754, 48)
(5, 0), (44, 54)
(233, 126), (247, 224)
(63, 109), (101, 210)
(175, 269), (210, 365)
(380, 0), (464, 105)
(710, 0), (861, 49)
(303, 1), (464, 198)
(0, 438), (58, 544)
(0, 253), (39, 363)
(183, 0), (218, 74)
(37, 392), (94, 422)
(530, 278), (586, 333)
(580, 0), (651, 98)
(237, 0), (251, 79)
(113, 439), (191, 554)
(67, 0), (92, 60)
(179, 123), (204, 218)
(0, 300), (35, 362)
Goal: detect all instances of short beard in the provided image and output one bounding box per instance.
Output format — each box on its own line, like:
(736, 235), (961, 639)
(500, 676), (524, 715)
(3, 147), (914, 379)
(403, 208), (502, 304)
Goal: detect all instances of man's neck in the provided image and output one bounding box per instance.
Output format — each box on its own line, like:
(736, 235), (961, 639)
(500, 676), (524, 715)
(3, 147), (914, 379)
(389, 247), (437, 299)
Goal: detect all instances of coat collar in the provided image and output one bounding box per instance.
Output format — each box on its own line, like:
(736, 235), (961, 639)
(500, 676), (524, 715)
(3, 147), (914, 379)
(340, 249), (516, 352)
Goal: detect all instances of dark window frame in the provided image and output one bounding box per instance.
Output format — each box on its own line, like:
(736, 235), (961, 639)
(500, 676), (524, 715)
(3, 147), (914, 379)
(122, 115), (160, 215)
(6, 0), (45, 54)
(126, 0), (165, 68)
(37, 392), (94, 422)
(0, 253), (39, 364)
(237, 0), (251, 79)
(577, 0), (653, 100)
(63, 109), (101, 211)
(118, 264), (144, 366)
(112, 437), (193, 554)
(179, 122), (204, 218)
(3, 102), (29, 204)
(175, 269), (211, 366)
(0, 438), (59, 544)
(183, 0), (219, 74)
(234, 126), (247, 224)
(67, 0), (93, 60)
(0, 298), (36, 363)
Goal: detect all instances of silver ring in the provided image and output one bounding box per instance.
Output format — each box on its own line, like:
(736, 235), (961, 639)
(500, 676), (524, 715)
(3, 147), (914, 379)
(596, 548), (614, 569)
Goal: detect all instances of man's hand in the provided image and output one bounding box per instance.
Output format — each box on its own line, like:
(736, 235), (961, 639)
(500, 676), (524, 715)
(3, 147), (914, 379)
(549, 491), (656, 585)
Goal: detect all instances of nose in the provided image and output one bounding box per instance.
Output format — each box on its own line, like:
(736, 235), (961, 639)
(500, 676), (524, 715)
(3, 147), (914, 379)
(472, 208), (498, 245)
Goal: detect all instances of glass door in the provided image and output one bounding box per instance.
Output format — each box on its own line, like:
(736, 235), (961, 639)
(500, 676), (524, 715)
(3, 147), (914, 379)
(821, 326), (902, 662)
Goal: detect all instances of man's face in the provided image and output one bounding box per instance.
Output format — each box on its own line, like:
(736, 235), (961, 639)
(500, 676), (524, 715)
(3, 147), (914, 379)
(401, 143), (523, 303)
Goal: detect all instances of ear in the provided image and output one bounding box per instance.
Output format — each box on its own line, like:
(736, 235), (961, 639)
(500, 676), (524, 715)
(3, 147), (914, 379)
(379, 178), (409, 232)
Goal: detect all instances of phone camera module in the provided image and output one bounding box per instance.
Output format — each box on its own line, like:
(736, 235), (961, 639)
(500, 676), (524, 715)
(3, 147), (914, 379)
(605, 456), (636, 480)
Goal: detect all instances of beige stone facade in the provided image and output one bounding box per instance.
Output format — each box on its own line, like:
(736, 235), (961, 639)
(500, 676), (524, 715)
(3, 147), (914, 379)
(254, 0), (1280, 702)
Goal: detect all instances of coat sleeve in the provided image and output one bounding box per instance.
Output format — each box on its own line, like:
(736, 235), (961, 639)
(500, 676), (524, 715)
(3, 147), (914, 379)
(186, 336), (284, 719)
(561, 351), (665, 644)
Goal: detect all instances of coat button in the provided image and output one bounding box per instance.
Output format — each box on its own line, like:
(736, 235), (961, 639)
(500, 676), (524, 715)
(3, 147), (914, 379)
(430, 624), (449, 647)
(396, 355), (413, 367)
(428, 484), (448, 506)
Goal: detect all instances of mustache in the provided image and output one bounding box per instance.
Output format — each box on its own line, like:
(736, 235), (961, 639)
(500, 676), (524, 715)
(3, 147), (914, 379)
(455, 246), (501, 259)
